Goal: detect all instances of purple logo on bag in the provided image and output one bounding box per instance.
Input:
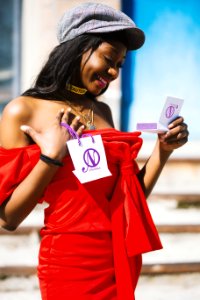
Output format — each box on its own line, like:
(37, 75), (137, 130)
(82, 148), (100, 173)
(165, 105), (177, 118)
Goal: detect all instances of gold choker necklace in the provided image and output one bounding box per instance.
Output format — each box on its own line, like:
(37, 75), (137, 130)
(66, 84), (87, 95)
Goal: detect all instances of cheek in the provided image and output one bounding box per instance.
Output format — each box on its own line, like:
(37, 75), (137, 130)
(83, 55), (104, 74)
(81, 61), (99, 81)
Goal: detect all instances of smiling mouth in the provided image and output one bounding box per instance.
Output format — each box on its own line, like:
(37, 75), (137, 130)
(96, 74), (109, 88)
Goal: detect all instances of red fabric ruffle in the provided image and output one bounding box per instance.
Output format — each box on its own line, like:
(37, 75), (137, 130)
(0, 144), (41, 204)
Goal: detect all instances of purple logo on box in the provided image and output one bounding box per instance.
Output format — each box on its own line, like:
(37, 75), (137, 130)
(82, 148), (100, 173)
(165, 105), (177, 118)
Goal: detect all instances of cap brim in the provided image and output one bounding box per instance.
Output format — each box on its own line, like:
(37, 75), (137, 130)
(124, 28), (145, 50)
(88, 26), (145, 50)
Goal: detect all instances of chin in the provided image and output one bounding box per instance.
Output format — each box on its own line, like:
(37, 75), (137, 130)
(97, 86), (108, 96)
(87, 88), (103, 97)
(87, 84), (108, 97)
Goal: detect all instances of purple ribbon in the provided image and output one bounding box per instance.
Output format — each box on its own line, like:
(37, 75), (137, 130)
(60, 123), (95, 145)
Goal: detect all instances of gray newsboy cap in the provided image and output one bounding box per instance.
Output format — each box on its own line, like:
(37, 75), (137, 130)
(57, 2), (145, 50)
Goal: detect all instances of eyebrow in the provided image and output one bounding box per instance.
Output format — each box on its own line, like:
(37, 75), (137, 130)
(104, 47), (126, 59)
(110, 47), (127, 58)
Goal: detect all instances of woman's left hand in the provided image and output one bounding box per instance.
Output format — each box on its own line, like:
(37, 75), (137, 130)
(158, 116), (189, 152)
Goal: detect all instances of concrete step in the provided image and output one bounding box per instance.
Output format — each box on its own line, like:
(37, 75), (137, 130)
(150, 191), (200, 204)
(0, 273), (200, 300)
(145, 233), (200, 264)
(0, 276), (40, 300)
(0, 233), (39, 269)
(135, 273), (200, 300)
(142, 262), (200, 274)
(148, 199), (200, 225)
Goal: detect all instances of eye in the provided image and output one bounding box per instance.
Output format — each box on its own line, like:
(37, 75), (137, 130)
(104, 56), (124, 69)
(104, 56), (113, 65)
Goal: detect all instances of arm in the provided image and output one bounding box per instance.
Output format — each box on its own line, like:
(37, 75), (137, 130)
(0, 99), (84, 230)
(137, 117), (189, 198)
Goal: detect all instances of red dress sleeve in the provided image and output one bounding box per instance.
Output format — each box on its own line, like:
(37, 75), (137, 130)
(0, 144), (41, 205)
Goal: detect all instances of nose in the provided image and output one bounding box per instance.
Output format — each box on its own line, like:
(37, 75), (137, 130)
(107, 67), (119, 80)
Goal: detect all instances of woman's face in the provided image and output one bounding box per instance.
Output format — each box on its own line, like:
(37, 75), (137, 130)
(80, 40), (127, 96)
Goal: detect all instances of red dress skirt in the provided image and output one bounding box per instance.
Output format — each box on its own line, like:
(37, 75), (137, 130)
(0, 128), (162, 299)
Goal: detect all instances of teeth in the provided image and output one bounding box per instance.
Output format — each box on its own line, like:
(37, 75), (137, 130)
(98, 75), (107, 85)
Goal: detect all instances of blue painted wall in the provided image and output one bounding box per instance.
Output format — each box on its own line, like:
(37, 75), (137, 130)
(121, 0), (135, 131)
(122, 0), (200, 140)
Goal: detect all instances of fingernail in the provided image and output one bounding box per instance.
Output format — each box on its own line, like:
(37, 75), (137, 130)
(20, 125), (28, 131)
(168, 123), (173, 128)
(165, 132), (170, 138)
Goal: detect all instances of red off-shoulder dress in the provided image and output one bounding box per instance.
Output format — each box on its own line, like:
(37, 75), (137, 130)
(0, 128), (162, 300)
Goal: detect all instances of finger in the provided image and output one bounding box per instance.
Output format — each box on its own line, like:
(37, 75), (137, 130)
(61, 108), (72, 123)
(56, 108), (65, 123)
(177, 129), (189, 140)
(20, 125), (38, 142)
(168, 116), (184, 129)
(166, 136), (188, 146)
(164, 128), (189, 143)
(171, 122), (188, 138)
(178, 136), (189, 145)
(76, 125), (85, 136)
(165, 122), (187, 139)
(177, 122), (188, 132)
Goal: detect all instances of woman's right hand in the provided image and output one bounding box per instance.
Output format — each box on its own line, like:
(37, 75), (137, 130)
(20, 108), (84, 161)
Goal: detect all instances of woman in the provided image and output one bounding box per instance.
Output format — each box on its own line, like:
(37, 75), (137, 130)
(0, 3), (188, 300)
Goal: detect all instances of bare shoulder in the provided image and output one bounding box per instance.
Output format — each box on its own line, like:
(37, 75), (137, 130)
(2, 96), (34, 119)
(0, 96), (34, 148)
(96, 101), (114, 127)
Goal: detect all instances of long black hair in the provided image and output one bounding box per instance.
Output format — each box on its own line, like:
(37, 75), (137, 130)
(22, 34), (107, 100)
(22, 31), (128, 101)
